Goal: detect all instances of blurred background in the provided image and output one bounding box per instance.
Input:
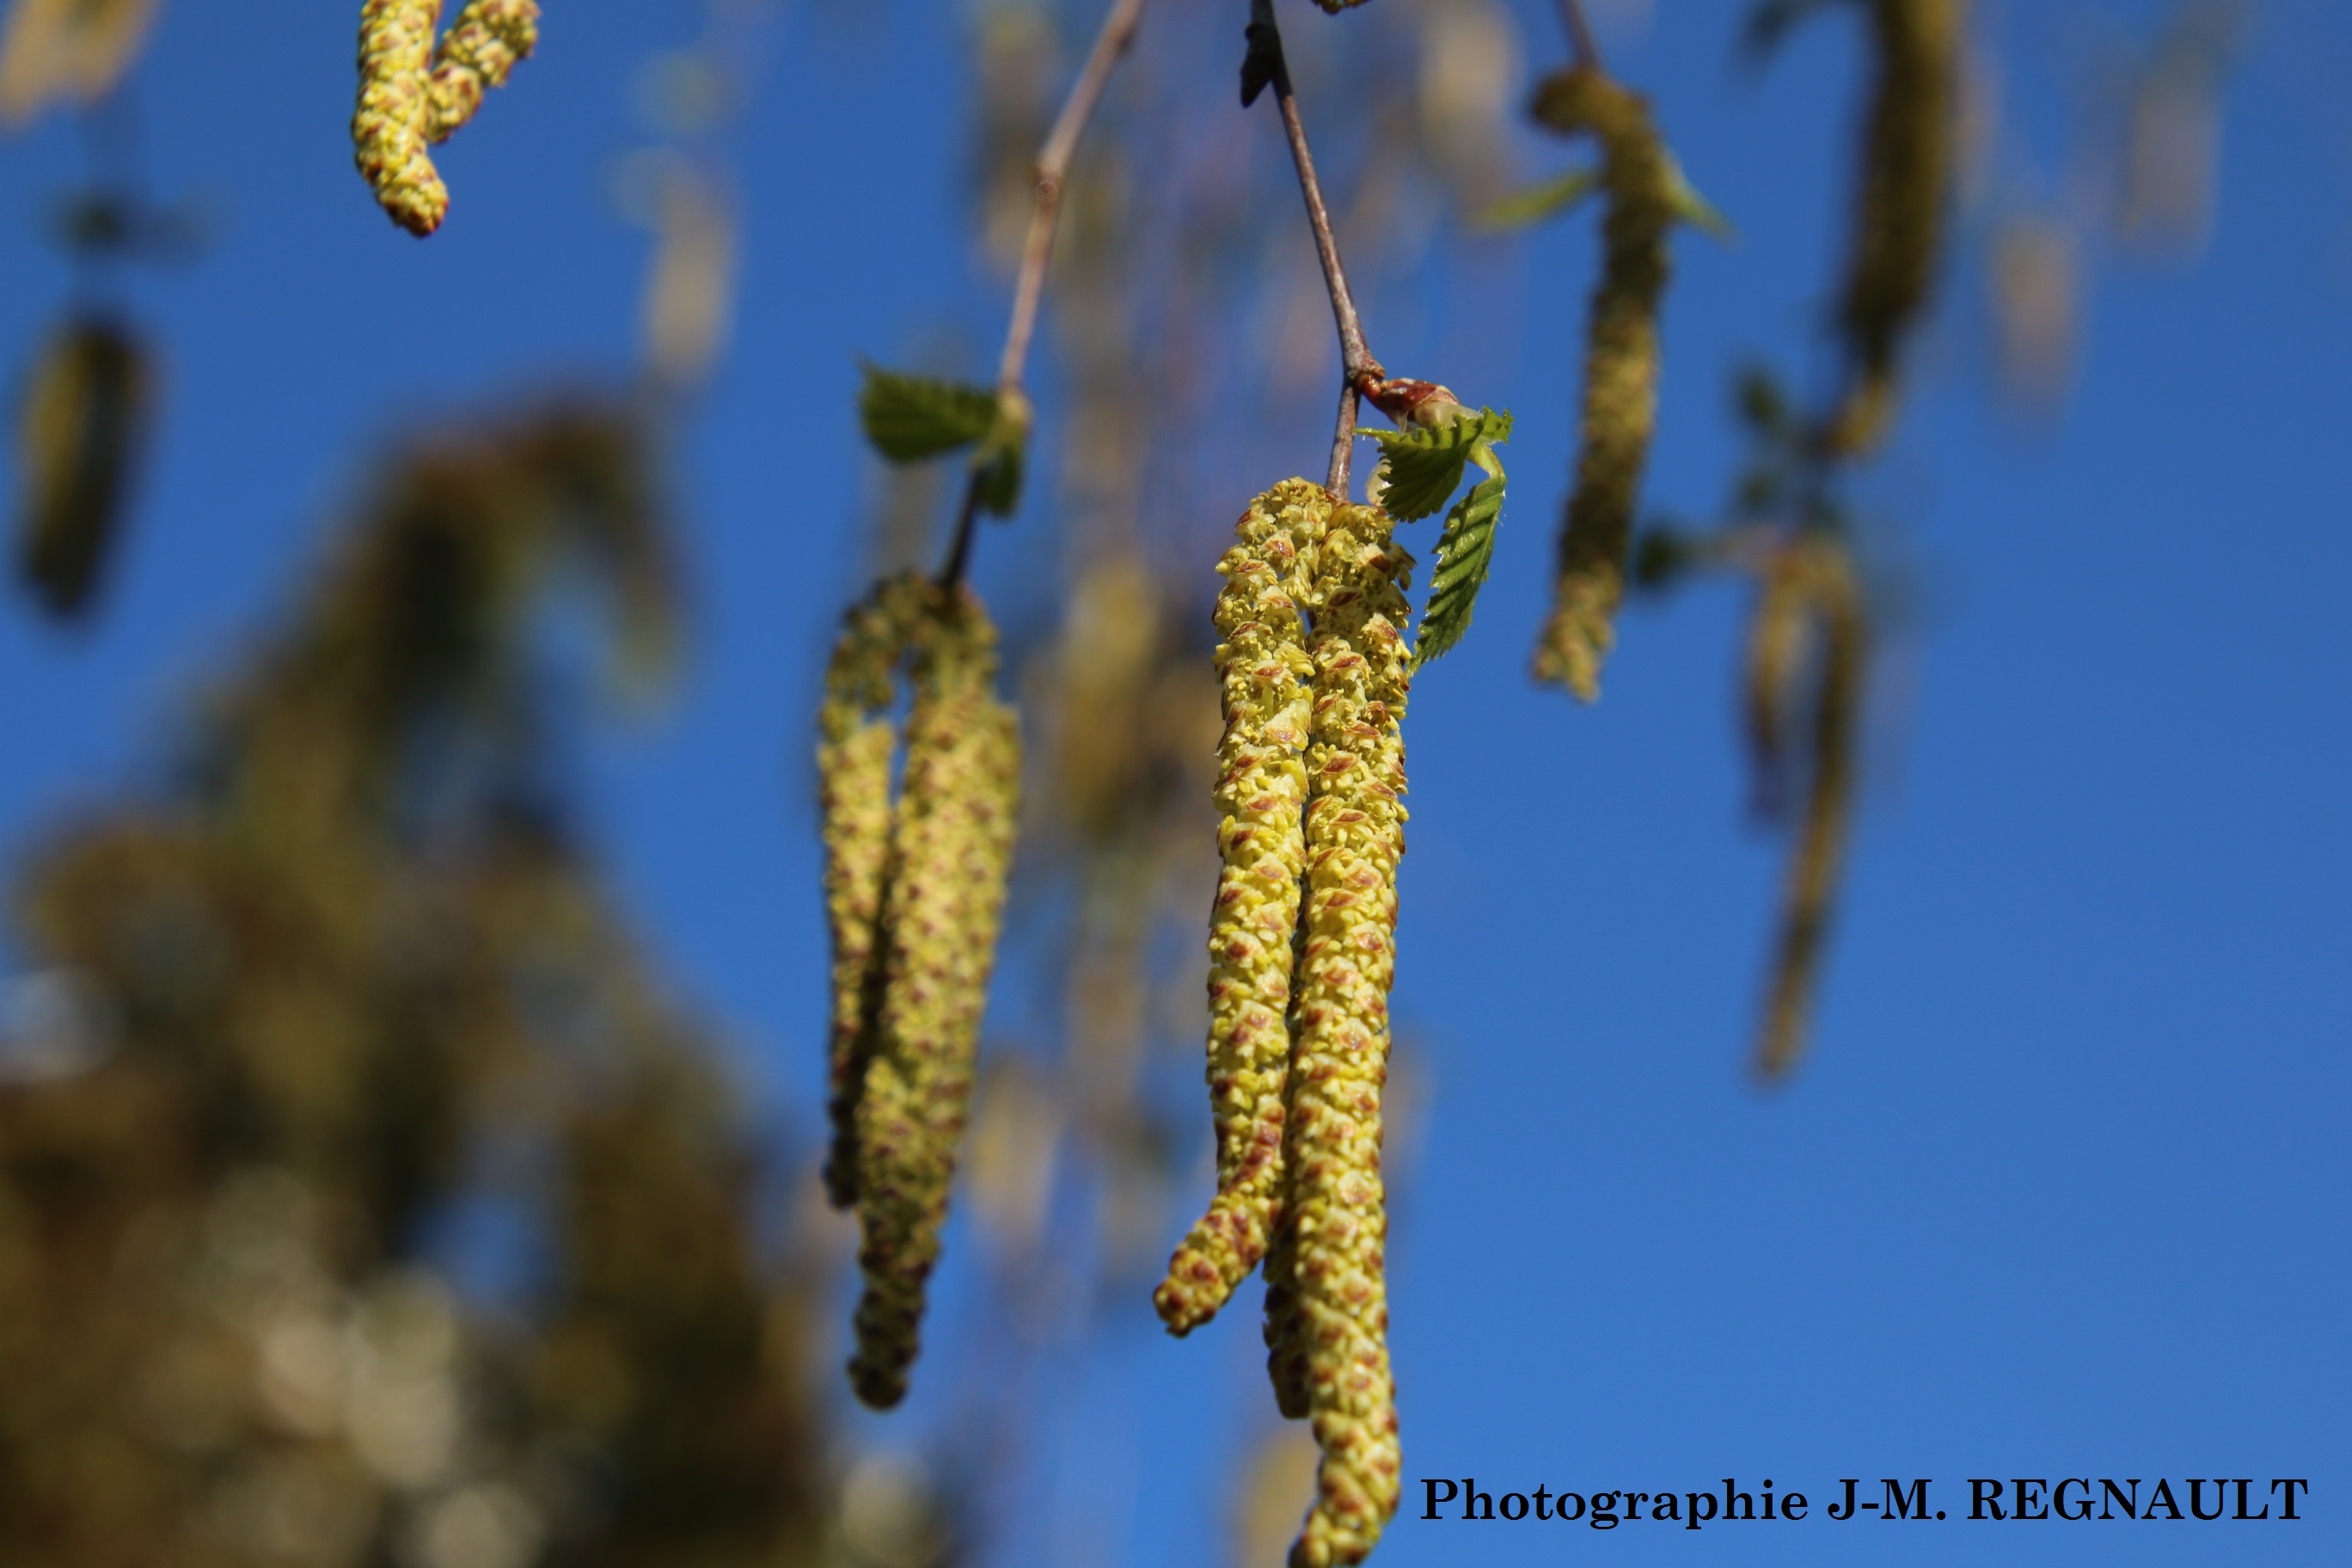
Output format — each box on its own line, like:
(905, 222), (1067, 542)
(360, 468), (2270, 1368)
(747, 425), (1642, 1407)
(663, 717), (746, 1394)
(0, 1), (2345, 1565)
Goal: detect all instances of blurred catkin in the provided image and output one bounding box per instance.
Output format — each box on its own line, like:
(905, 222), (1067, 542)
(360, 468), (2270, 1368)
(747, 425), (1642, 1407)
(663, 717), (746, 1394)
(0, 0), (158, 126)
(1155, 481), (1326, 1336)
(14, 315), (152, 621)
(1273, 493), (1413, 1568)
(1754, 540), (1865, 1079)
(426, 0), (538, 144)
(847, 590), (1020, 1410)
(1528, 68), (1676, 702)
(818, 573), (930, 1209)
(1828, 0), (1963, 454)
(1741, 543), (1812, 820)
(353, 0), (446, 236)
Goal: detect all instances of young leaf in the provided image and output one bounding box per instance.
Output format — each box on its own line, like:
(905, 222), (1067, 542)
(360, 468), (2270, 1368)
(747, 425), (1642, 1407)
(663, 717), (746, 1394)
(1473, 167), (1601, 234)
(1668, 156), (1737, 242)
(1412, 461), (1507, 669)
(859, 365), (999, 462)
(1357, 407), (1512, 522)
(971, 429), (1025, 517)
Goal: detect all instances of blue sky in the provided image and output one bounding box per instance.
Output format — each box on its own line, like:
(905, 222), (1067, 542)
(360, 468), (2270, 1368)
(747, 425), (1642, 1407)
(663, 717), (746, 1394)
(0, 3), (2345, 1565)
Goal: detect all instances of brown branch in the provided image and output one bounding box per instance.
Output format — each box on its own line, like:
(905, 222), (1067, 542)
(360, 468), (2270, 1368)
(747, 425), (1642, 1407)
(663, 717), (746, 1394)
(1246, 0), (1384, 497)
(1556, 0), (1604, 70)
(941, 0), (1148, 587)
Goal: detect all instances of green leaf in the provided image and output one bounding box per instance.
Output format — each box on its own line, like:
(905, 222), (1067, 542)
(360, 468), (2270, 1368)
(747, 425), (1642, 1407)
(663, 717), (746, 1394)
(858, 364), (998, 462)
(970, 426), (1025, 518)
(1358, 406), (1512, 522)
(1668, 156), (1736, 242)
(1473, 167), (1601, 233)
(1412, 465), (1507, 669)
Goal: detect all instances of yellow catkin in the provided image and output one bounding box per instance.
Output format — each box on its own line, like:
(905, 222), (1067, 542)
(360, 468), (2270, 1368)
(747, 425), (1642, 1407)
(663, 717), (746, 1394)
(1528, 68), (1676, 703)
(1274, 495), (1413, 1568)
(14, 315), (151, 621)
(1155, 480), (1327, 1335)
(1755, 541), (1865, 1079)
(0, 0), (159, 126)
(1741, 546), (1814, 821)
(1829, 0), (1963, 455)
(817, 573), (930, 1210)
(352, 0), (447, 236)
(426, 0), (538, 144)
(847, 591), (1020, 1410)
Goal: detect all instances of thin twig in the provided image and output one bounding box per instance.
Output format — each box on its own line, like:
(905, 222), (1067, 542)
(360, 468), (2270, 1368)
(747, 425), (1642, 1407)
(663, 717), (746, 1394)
(1000, 0), (1148, 393)
(1247, 0), (1384, 497)
(941, 0), (1148, 587)
(1556, 0), (1604, 70)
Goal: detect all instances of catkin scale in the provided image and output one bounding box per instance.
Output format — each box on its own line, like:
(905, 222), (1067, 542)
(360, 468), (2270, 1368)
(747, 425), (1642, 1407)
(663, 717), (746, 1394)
(426, 0), (539, 144)
(1755, 542), (1865, 1079)
(1155, 480), (1328, 1335)
(1271, 493), (1414, 1568)
(818, 573), (930, 1210)
(14, 316), (151, 622)
(1529, 69), (1677, 703)
(1830, 0), (1963, 455)
(846, 592), (1020, 1410)
(353, 0), (447, 236)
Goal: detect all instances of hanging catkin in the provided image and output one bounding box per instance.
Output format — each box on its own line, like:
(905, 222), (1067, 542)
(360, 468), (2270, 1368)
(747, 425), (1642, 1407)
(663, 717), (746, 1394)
(1741, 542), (1813, 821)
(817, 572), (929, 1210)
(426, 0), (538, 144)
(1828, 0), (1963, 454)
(1529, 68), (1677, 702)
(1155, 480), (1327, 1335)
(353, 0), (540, 236)
(0, 0), (159, 126)
(353, 0), (447, 236)
(846, 589), (1020, 1410)
(13, 315), (151, 622)
(1269, 493), (1413, 1568)
(1754, 540), (1865, 1079)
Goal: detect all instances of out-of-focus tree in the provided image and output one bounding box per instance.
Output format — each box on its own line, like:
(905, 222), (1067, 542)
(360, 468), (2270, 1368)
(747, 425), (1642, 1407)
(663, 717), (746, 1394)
(0, 407), (868, 1568)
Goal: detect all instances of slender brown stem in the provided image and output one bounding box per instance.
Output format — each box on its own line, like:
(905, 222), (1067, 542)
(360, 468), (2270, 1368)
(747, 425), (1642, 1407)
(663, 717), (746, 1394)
(998, 0), (1147, 395)
(1247, 0), (1383, 497)
(1556, 0), (1604, 70)
(941, 0), (1148, 587)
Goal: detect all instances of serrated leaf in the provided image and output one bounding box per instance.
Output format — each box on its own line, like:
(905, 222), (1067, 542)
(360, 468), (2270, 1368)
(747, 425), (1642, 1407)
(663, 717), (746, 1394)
(1357, 407), (1512, 521)
(971, 428), (1025, 517)
(1412, 466), (1507, 669)
(1473, 167), (1601, 233)
(858, 364), (998, 462)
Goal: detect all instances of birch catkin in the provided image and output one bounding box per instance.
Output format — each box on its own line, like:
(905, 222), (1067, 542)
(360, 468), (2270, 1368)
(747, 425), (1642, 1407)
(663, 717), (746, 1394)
(1830, 0), (1963, 454)
(1155, 480), (1326, 1336)
(426, 0), (539, 144)
(0, 0), (159, 126)
(1755, 541), (1865, 1079)
(1279, 496), (1413, 1568)
(1742, 546), (1813, 821)
(14, 316), (151, 622)
(818, 573), (928, 1210)
(353, 0), (447, 236)
(847, 591), (1020, 1410)
(1529, 69), (1676, 703)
